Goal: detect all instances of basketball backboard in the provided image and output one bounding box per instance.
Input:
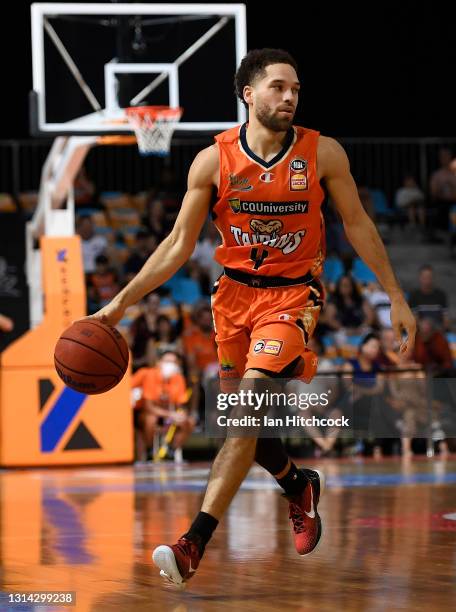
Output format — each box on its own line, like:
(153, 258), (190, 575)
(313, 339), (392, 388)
(30, 3), (247, 135)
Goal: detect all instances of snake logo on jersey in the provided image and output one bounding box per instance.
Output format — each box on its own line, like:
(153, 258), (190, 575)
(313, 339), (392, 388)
(212, 123), (326, 278)
(230, 218), (307, 256)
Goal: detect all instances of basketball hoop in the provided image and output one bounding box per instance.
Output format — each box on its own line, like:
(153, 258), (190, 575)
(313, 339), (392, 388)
(125, 106), (183, 156)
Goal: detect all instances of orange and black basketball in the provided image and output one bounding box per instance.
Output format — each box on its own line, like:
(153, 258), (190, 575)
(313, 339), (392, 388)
(54, 319), (129, 394)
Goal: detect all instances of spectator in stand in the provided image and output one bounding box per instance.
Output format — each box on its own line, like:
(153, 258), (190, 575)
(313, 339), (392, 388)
(343, 333), (387, 457)
(384, 350), (427, 458)
(377, 328), (400, 368)
(321, 275), (376, 346)
(394, 174), (426, 233)
(303, 335), (343, 456)
(129, 292), (162, 370)
(87, 254), (120, 312)
(183, 302), (218, 375)
(190, 222), (224, 287)
(131, 351), (195, 462)
(413, 317), (453, 375)
(124, 230), (158, 282)
(153, 310), (184, 358)
(183, 301), (218, 418)
(307, 335), (335, 373)
(156, 167), (183, 231)
(73, 166), (96, 208)
(364, 281), (392, 329)
(76, 214), (108, 274)
(408, 265), (450, 330)
(430, 147), (456, 230)
(143, 198), (167, 243)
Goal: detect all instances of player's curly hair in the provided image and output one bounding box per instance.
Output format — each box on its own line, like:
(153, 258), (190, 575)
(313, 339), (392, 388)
(234, 48), (298, 109)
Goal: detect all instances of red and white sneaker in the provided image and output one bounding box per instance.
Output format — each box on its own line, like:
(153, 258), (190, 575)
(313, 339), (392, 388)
(152, 537), (201, 589)
(284, 468), (325, 556)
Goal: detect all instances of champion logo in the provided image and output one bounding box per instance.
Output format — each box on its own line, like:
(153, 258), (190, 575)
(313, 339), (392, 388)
(260, 172), (275, 183)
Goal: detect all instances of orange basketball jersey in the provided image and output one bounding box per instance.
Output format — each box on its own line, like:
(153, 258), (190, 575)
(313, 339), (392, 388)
(212, 124), (326, 278)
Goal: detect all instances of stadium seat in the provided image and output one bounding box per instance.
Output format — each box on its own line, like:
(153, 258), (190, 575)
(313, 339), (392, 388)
(322, 335), (338, 359)
(94, 225), (114, 243)
(100, 191), (132, 210)
(0, 194), (16, 213)
(351, 257), (377, 285)
(108, 208), (141, 229)
(168, 278), (202, 305)
(323, 255), (344, 285)
(370, 189), (393, 219)
(119, 225), (143, 246)
(131, 192), (148, 214)
(339, 335), (363, 359)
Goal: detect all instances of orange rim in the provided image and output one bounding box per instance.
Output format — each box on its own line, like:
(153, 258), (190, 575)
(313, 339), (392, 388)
(96, 135), (137, 146)
(125, 105), (183, 120)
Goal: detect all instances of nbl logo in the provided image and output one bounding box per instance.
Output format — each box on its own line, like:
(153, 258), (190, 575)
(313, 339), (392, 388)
(290, 158), (308, 191)
(290, 159), (307, 171)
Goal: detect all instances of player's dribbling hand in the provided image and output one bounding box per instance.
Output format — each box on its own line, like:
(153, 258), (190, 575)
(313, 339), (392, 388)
(390, 298), (417, 356)
(82, 299), (126, 327)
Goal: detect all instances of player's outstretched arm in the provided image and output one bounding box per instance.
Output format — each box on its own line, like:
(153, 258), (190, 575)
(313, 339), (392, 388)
(87, 145), (219, 326)
(319, 136), (416, 355)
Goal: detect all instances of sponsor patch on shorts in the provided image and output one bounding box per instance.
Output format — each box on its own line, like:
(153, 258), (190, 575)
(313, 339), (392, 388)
(253, 339), (283, 355)
(253, 340), (265, 353)
(263, 340), (283, 355)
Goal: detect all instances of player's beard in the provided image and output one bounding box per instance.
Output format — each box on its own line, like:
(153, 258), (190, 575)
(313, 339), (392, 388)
(255, 102), (294, 132)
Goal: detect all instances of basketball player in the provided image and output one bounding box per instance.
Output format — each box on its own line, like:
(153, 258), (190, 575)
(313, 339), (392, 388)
(88, 49), (416, 587)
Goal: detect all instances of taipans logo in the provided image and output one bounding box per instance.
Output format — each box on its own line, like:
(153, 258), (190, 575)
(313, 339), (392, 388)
(230, 218), (307, 255)
(260, 172), (275, 183)
(290, 158), (308, 191)
(228, 173), (253, 191)
(250, 218), (283, 240)
(228, 200), (309, 216)
(57, 249), (68, 262)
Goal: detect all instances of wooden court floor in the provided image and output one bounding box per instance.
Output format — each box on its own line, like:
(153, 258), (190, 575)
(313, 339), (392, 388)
(1, 457), (455, 611)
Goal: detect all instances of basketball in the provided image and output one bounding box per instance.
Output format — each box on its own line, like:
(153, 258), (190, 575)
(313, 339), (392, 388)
(54, 319), (129, 394)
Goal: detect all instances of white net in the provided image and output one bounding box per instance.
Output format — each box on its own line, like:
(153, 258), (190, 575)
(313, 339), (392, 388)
(126, 106), (183, 156)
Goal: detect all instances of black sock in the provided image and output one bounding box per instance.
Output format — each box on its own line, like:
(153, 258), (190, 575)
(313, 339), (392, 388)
(255, 437), (289, 474)
(183, 511), (219, 556)
(276, 462), (307, 496)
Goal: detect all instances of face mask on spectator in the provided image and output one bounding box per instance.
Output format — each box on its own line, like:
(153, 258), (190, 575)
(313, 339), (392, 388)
(159, 361), (180, 378)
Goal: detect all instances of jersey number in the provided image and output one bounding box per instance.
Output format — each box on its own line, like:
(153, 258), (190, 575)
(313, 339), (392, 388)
(250, 247), (269, 270)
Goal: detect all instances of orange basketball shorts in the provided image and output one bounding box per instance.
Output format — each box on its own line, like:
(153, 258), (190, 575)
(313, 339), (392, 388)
(210, 273), (325, 387)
